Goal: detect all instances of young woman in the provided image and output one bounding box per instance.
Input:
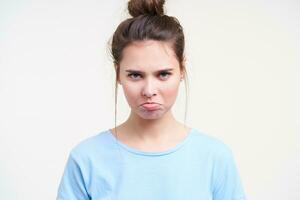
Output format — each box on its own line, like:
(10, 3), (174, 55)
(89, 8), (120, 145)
(56, 0), (247, 199)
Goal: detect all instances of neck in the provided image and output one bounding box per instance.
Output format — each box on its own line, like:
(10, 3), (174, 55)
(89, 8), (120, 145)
(123, 110), (183, 142)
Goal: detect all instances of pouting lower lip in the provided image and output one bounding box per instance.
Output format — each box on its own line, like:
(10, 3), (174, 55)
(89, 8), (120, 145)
(141, 103), (160, 110)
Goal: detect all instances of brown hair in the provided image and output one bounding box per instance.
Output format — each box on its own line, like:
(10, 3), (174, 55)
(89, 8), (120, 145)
(109, 0), (189, 136)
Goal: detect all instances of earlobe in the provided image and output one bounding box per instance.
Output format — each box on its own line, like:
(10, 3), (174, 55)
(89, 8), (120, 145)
(180, 59), (186, 80)
(180, 72), (184, 80)
(117, 78), (121, 85)
(114, 64), (121, 85)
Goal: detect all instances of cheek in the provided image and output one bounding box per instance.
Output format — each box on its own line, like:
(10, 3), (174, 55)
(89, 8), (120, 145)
(162, 82), (180, 101)
(122, 85), (139, 104)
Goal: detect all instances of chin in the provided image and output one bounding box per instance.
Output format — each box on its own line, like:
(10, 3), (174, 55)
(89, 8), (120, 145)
(136, 109), (165, 120)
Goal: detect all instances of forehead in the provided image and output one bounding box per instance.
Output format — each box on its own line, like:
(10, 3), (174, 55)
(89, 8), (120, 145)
(119, 40), (179, 71)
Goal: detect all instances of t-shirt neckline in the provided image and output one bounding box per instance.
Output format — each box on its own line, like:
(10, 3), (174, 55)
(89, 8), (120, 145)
(107, 128), (194, 156)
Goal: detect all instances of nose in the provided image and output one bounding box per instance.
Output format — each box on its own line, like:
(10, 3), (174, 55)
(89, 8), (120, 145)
(142, 79), (157, 98)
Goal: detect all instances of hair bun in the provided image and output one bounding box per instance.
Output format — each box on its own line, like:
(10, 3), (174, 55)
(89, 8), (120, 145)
(128, 0), (165, 17)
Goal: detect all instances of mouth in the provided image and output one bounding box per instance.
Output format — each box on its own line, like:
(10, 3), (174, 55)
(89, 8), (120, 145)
(141, 102), (160, 111)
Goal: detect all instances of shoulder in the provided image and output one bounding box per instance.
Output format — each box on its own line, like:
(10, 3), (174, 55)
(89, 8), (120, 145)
(190, 128), (234, 158)
(68, 129), (114, 161)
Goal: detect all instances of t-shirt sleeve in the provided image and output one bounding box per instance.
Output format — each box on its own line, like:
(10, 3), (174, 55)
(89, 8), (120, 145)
(56, 152), (91, 200)
(212, 145), (247, 200)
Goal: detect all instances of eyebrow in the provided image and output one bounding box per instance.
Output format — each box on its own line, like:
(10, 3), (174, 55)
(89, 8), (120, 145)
(125, 68), (174, 73)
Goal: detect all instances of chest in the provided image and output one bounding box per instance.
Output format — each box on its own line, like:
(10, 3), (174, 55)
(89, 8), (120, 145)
(87, 152), (214, 200)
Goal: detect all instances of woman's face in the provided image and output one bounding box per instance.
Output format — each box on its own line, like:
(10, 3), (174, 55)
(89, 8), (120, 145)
(118, 40), (184, 120)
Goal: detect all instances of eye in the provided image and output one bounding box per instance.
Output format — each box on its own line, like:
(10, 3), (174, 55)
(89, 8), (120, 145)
(127, 73), (142, 80)
(159, 71), (171, 79)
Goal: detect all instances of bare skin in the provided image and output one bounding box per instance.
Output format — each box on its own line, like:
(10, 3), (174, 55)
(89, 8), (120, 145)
(110, 40), (191, 152)
(110, 113), (191, 152)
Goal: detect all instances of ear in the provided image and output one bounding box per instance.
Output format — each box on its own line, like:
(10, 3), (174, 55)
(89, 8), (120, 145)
(115, 64), (122, 85)
(180, 58), (186, 80)
(117, 76), (122, 85)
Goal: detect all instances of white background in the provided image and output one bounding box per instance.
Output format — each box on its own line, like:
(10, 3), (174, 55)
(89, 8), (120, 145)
(1, 0), (299, 199)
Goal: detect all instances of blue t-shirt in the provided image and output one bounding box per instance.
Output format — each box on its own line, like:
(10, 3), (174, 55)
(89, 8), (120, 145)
(56, 128), (246, 200)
